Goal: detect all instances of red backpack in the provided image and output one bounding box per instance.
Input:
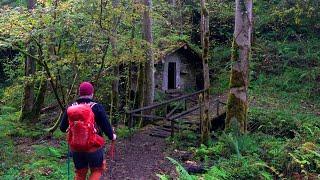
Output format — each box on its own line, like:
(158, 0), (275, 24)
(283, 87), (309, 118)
(66, 102), (105, 152)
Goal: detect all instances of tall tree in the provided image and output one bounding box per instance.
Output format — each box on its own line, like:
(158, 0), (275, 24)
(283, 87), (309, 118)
(225, 0), (253, 133)
(20, 0), (36, 122)
(110, 0), (120, 124)
(200, 0), (210, 145)
(142, 0), (155, 106)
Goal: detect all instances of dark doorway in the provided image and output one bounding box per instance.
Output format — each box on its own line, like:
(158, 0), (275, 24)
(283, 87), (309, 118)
(168, 62), (176, 89)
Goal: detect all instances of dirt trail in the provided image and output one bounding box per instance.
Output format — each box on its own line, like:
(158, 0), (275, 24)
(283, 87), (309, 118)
(103, 126), (176, 180)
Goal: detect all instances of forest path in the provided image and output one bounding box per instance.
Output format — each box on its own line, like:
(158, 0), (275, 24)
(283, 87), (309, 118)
(102, 92), (228, 179)
(103, 125), (176, 180)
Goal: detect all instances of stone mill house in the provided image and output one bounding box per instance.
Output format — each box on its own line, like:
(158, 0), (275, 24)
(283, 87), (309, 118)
(155, 43), (204, 93)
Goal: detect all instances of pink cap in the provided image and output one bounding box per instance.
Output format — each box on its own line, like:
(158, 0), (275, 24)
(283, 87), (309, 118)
(79, 82), (94, 96)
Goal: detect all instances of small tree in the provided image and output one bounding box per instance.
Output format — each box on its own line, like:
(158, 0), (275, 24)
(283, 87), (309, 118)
(200, 0), (210, 145)
(142, 0), (155, 106)
(110, 0), (120, 125)
(225, 0), (253, 133)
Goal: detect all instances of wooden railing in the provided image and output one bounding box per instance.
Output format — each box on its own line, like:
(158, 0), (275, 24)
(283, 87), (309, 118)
(126, 89), (226, 137)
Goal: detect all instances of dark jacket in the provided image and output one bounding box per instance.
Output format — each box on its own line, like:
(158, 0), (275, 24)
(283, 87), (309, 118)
(60, 98), (113, 140)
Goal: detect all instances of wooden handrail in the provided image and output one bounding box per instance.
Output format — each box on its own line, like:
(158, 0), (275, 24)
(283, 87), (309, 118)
(168, 105), (200, 121)
(132, 114), (164, 120)
(127, 89), (207, 114)
(166, 105), (180, 119)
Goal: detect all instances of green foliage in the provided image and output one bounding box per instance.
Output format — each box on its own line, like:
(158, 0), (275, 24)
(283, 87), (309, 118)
(156, 173), (170, 180)
(116, 126), (131, 139)
(168, 129), (198, 149)
(203, 166), (230, 180)
(1, 84), (23, 109)
(0, 107), (71, 179)
(166, 157), (195, 180)
(288, 142), (320, 174)
(203, 155), (273, 179)
(0, 105), (16, 114)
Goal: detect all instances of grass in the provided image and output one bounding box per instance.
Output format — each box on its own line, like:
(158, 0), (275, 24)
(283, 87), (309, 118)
(0, 105), (73, 179)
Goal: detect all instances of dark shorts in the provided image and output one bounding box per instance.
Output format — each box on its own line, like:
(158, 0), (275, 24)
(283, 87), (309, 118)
(72, 148), (104, 170)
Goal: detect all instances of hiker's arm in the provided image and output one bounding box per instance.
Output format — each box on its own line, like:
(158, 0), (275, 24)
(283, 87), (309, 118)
(60, 111), (69, 132)
(94, 104), (114, 140)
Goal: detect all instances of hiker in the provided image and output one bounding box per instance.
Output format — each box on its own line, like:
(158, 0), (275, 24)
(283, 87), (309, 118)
(60, 81), (116, 180)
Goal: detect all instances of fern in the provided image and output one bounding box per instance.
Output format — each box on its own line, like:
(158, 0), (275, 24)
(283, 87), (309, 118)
(166, 157), (193, 180)
(221, 132), (241, 157)
(204, 166), (230, 180)
(156, 173), (170, 180)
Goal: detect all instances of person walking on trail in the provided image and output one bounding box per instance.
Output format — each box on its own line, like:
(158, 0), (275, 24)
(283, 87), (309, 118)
(60, 82), (116, 180)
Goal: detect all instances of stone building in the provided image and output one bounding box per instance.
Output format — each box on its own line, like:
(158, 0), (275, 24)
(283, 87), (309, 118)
(155, 43), (204, 92)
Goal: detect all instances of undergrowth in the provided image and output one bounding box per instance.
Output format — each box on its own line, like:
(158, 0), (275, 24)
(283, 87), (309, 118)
(166, 39), (320, 179)
(0, 106), (72, 179)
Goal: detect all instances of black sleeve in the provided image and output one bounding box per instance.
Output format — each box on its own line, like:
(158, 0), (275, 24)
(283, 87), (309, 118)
(60, 110), (69, 133)
(92, 104), (114, 140)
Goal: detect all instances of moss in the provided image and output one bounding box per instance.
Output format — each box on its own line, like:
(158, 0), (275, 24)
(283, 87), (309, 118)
(225, 93), (248, 133)
(226, 35), (248, 133)
(231, 38), (239, 62)
(230, 69), (245, 88)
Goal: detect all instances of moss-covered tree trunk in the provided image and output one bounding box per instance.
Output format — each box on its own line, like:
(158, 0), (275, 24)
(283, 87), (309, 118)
(21, 0), (36, 122)
(31, 76), (47, 122)
(200, 0), (210, 145)
(142, 0), (154, 107)
(20, 44), (36, 122)
(225, 0), (253, 133)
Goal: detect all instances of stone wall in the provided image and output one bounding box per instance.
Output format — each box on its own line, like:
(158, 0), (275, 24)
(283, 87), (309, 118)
(155, 51), (200, 92)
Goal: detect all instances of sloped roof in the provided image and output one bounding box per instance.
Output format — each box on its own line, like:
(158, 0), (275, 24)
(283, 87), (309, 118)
(155, 42), (202, 63)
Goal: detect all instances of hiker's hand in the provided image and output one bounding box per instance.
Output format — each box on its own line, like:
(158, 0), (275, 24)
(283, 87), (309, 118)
(112, 133), (117, 141)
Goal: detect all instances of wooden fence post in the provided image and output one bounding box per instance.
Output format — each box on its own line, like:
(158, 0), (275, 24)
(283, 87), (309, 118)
(198, 94), (204, 135)
(171, 119), (175, 137)
(216, 100), (220, 116)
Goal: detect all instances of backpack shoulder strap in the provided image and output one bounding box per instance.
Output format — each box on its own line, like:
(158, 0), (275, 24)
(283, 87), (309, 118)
(89, 102), (97, 108)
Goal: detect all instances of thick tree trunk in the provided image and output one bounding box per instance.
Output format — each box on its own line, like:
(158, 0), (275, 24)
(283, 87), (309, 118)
(200, 0), (210, 145)
(20, 0), (37, 122)
(31, 76), (47, 122)
(142, 0), (154, 106)
(225, 0), (253, 133)
(110, 0), (120, 125)
(110, 66), (119, 124)
(21, 45), (36, 122)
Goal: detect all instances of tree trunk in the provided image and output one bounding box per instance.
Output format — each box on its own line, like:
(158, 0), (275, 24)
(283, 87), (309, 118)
(21, 45), (36, 122)
(225, 0), (253, 133)
(136, 63), (145, 125)
(20, 0), (37, 122)
(27, 0), (35, 10)
(200, 0), (210, 145)
(31, 76), (47, 122)
(142, 0), (154, 107)
(110, 0), (120, 125)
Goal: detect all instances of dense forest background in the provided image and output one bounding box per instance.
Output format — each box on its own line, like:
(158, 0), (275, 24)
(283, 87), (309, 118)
(0, 0), (319, 179)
